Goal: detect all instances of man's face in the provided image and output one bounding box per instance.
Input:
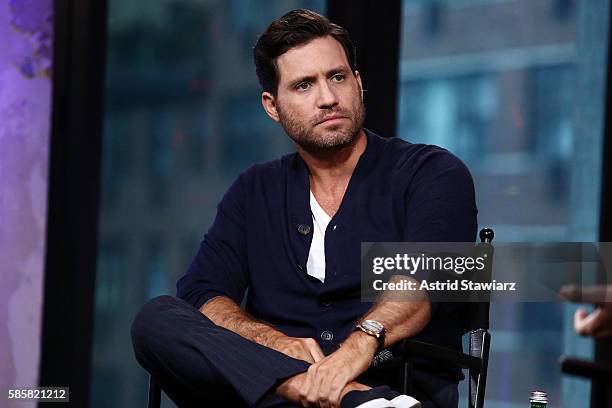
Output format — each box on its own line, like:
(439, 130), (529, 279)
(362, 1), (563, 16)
(263, 36), (365, 151)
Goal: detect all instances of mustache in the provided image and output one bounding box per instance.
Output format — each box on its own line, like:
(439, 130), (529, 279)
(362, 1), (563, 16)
(313, 108), (350, 124)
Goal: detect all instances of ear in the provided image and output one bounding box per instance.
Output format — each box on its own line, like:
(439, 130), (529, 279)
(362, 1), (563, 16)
(261, 92), (280, 122)
(354, 70), (364, 100)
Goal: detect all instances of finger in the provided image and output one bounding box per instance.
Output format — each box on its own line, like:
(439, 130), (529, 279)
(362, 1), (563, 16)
(330, 368), (354, 408)
(559, 284), (581, 301)
(308, 344), (326, 363)
(311, 367), (331, 408)
(308, 371), (325, 407)
(328, 380), (344, 408)
(303, 365), (320, 407)
(297, 342), (315, 363)
(316, 371), (332, 408)
(301, 353), (315, 364)
(588, 309), (612, 337)
(562, 285), (612, 304)
(574, 308), (589, 332)
(318, 376), (333, 408)
(580, 285), (612, 303)
(299, 367), (314, 407)
(575, 308), (602, 336)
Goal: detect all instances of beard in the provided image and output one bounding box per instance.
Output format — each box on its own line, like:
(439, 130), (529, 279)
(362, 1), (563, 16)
(276, 91), (366, 153)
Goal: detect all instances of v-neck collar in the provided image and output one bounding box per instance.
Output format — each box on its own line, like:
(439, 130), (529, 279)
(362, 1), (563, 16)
(288, 128), (385, 221)
(310, 190), (333, 223)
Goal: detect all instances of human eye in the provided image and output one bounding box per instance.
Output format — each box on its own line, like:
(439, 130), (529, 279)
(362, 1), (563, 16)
(331, 73), (345, 82)
(295, 81), (311, 91)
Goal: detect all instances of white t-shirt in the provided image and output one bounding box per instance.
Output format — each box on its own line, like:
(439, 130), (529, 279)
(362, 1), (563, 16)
(307, 191), (331, 282)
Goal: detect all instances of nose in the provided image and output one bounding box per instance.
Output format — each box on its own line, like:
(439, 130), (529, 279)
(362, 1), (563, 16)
(316, 82), (339, 109)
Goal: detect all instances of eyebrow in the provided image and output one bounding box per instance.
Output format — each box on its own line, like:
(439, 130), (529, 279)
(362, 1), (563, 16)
(287, 66), (351, 89)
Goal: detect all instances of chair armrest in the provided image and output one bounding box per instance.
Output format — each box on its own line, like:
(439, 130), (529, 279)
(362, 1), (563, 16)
(400, 339), (482, 371)
(560, 356), (612, 382)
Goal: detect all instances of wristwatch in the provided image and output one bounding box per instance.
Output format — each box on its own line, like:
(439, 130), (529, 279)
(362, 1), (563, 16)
(355, 319), (386, 352)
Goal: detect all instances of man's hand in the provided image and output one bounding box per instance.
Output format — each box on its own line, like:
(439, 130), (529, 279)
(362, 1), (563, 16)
(277, 372), (371, 408)
(560, 284), (612, 338)
(270, 335), (326, 363)
(298, 331), (377, 408)
(574, 306), (612, 338)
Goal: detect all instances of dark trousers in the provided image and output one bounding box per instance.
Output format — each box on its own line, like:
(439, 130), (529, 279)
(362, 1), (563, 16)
(131, 296), (459, 408)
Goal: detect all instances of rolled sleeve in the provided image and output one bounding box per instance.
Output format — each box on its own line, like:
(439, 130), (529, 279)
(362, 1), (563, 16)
(176, 175), (249, 310)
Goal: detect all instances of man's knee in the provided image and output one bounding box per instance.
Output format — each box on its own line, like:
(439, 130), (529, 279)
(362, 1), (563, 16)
(131, 296), (189, 355)
(131, 296), (217, 353)
(130, 296), (235, 397)
(139, 294), (187, 316)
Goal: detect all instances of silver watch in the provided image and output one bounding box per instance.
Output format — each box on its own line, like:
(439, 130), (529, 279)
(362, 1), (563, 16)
(356, 319), (386, 352)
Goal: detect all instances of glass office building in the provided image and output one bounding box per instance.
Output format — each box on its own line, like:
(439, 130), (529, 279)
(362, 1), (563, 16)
(397, 1), (607, 407)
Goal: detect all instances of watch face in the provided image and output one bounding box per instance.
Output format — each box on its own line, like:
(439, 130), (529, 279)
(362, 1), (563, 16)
(362, 319), (384, 334)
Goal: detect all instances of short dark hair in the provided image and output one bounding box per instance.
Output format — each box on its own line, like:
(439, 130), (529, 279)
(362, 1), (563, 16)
(253, 9), (357, 94)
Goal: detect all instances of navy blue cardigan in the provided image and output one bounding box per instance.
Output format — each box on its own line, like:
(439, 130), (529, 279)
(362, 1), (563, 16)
(177, 129), (477, 378)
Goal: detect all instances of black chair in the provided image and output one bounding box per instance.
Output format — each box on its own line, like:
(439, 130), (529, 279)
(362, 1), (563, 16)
(397, 228), (494, 408)
(146, 228), (495, 408)
(560, 356), (612, 382)
(560, 345), (612, 406)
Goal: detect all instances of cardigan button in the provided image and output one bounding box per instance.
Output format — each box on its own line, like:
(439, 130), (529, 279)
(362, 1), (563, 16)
(320, 330), (334, 341)
(297, 224), (311, 235)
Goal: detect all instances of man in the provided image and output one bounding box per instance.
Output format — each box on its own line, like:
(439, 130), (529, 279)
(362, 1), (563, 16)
(131, 9), (477, 408)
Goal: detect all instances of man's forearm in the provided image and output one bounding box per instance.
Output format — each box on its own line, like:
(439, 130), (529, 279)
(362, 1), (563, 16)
(342, 276), (431, 351)
(201, 296), (326, 363)
(200, 295), (285, 348)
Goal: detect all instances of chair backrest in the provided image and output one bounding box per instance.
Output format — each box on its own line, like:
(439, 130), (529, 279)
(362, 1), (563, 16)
(466, 228), (494, 408)
(463, 228), (494, 334)
(397, 228), (494, 408)
(468, 328), (491, 408)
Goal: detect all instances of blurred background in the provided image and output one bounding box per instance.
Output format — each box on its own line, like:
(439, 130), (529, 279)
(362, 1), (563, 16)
(1, 0), (611, 407)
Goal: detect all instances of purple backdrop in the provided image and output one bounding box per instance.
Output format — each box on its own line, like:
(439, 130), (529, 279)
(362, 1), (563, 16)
(0, 0), (53, 404)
